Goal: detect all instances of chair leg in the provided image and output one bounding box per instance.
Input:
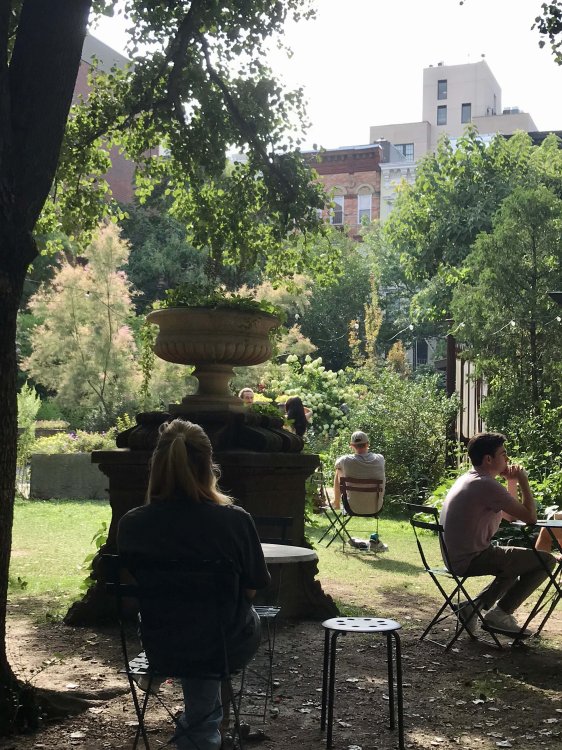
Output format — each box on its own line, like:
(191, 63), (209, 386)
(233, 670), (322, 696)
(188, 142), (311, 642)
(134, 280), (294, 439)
(129, 677), (152, 750)
(326, 631), (339, 749)
(225, 675), (245, 750)
(320, 627), (330, 731)
(386, 633), (395, 731)
(392, 631), (405, 750)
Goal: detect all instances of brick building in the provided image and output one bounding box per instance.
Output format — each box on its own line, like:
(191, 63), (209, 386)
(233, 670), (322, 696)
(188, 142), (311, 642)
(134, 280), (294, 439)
(305, 142), (408, 237)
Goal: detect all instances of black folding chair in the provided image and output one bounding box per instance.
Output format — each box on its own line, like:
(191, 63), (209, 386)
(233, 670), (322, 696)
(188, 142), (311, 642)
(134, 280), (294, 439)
(321, 475), (384, 550)
(406, 504), (502, 650)
(103, 554), (246, 750)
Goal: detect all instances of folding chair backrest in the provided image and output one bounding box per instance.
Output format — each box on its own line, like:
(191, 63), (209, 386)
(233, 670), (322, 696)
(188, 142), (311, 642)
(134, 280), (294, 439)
(406, 503), (455, 572)
(105, 554), (239, 678)
(340, 476), (384, 517)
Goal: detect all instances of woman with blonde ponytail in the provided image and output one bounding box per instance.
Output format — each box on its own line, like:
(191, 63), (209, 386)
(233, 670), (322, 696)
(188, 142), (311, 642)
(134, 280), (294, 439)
(118, 419), (270, 750)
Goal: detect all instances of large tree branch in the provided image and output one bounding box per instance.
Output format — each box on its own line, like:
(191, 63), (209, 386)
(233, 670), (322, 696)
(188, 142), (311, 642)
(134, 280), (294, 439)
(198, 35), (294, 196)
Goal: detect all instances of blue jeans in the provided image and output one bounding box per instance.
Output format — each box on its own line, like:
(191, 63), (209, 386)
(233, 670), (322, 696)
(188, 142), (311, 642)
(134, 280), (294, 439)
(173, 678), (222, 750)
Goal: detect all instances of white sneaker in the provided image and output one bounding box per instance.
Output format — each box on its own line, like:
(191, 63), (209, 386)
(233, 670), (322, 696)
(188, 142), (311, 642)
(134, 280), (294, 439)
(133, 673), (165, 693)
(483, 607), (530, 635)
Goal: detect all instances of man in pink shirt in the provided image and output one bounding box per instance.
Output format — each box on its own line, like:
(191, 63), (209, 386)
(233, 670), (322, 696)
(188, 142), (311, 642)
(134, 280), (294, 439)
(440, 432), (555, 635)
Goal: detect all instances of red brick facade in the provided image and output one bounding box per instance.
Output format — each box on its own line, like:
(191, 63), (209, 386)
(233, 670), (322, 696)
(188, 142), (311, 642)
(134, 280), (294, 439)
(307, 145), (382, 239)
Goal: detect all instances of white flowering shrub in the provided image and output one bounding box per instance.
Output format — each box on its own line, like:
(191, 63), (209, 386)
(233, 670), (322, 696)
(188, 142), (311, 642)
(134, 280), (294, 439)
(267, 355), (352, 446)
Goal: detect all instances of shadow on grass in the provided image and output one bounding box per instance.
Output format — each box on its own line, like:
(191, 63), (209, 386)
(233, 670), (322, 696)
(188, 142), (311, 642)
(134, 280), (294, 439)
(352, 554), (420, 576)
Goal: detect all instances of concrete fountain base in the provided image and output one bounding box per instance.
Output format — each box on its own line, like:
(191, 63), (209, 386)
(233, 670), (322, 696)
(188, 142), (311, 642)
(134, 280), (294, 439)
(65, 409), (337, 624)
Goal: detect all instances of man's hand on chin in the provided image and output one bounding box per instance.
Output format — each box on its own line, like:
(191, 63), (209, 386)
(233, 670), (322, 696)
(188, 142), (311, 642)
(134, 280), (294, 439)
(501, 464), (528, 481)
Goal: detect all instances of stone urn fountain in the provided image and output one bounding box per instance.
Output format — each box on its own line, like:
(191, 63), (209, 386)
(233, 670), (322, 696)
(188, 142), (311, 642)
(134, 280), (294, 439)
(146, 306), (279, 411)
(66, 304), (337, 624)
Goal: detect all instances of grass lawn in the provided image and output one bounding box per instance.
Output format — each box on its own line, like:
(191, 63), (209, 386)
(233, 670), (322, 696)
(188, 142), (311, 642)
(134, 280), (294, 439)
(9, 497), (111, 619)
(307, 512), (447, 618)
(9, 497), (445, 621)
(9, 500), (548, 632)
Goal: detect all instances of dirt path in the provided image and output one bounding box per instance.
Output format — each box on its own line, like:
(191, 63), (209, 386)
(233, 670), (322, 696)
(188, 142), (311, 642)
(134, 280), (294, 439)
(2, 586), (561, 750)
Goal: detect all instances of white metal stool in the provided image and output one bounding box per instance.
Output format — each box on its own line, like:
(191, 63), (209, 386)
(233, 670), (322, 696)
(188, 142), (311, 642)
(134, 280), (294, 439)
(321, 617), (404, 749)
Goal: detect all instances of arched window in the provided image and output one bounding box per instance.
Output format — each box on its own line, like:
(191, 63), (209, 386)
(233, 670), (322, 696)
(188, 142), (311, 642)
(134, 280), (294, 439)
(357, 186), (372, 223)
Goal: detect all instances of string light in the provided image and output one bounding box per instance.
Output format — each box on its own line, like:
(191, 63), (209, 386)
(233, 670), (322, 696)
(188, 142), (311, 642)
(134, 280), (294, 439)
(449, 322), (465, 335)
(490, 320), (516, 336)
(387, 323), (413, 342)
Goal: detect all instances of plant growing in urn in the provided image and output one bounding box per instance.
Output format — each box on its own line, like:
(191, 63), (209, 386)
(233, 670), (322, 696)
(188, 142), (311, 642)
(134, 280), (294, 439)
(147, 283), (284, 412)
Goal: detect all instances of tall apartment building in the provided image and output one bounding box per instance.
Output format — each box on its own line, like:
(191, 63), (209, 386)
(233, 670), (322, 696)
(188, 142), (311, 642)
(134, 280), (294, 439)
(370, 60), (537, 221)
(370, 59), (537, 162)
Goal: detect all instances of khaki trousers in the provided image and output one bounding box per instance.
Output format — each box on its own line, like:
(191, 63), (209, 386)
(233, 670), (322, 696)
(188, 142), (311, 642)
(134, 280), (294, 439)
(464, 545), (555, 614)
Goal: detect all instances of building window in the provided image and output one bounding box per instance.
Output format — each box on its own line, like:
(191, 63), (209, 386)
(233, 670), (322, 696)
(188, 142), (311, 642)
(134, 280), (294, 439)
(330, 195), (344, 225)
(357, 193), (371, 223)
(415, 338), (428, 367)
(437, 105), (447, 125)
(461, 102), (472, 124)
(437, 79), (447, 100)
(395, 143), (414, 161)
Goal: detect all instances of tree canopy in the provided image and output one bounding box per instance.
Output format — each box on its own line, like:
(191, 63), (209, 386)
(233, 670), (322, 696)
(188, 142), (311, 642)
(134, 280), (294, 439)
(382, 130), (562, 323)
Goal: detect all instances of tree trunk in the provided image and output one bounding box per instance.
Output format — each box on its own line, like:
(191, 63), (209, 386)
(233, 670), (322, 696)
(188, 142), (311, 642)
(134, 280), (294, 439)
(0, 0), (92, 734)
(0, 243), (34, 732)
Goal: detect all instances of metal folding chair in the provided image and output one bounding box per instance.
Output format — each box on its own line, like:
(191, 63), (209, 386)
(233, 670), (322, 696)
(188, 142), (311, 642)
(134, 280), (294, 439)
(406, 504), (502, 650)
(321, 475), (384, 550)
(103, 554), (246, 750)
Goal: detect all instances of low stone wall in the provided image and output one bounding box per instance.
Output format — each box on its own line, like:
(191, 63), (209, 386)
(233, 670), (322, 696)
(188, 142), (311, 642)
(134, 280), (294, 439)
(30, 453), (108, 500)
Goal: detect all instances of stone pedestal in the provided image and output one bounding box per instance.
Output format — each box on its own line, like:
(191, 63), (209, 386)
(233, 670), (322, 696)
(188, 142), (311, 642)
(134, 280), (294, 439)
(65, 410), (337, 624)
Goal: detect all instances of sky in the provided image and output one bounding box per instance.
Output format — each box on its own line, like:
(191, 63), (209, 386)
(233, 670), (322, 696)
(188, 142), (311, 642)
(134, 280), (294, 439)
(92, 0), (562, 150)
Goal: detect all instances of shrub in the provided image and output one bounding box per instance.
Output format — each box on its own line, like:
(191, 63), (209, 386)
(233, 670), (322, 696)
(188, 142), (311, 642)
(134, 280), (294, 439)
(33, 430), (116, 454)
(17, 383), (41, 469)
(35, 420), (69, 430)
(36, 397), (65, 422)
(324, 370), (459, 504)
(265, 355), (353, 450)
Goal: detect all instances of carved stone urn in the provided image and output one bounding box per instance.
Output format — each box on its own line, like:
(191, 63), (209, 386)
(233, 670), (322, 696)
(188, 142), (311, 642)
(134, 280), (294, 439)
(146, 306), (280, 412)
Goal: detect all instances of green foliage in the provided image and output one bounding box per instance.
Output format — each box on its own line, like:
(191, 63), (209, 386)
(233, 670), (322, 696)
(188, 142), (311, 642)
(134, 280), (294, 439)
(36, 399), (65, 422)
(22, 224), (141, 428)
(325, 370), (460, 502)
(17, 383), (41, 430)
(35, 420), (69, 430)
(33, 430), (115, 455)
(383, 131), (562, 323)
(452, 185), (562, 419)
(80, 521), (108, 592)
(120, 200), (262, 312)
(49, 0), (330, 285)
(249, 401), (283, 420)
(534, 1), (562, 64)
(266, 355), (353, 448)
(139, 317), (157, 408)
(16, 384), (41, 469)
(299, 231), (374, 370)
(159, 281), (285, 322)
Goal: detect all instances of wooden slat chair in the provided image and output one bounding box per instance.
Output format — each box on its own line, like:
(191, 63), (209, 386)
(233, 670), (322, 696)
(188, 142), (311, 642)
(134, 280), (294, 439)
(322, 476), (384, 551)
